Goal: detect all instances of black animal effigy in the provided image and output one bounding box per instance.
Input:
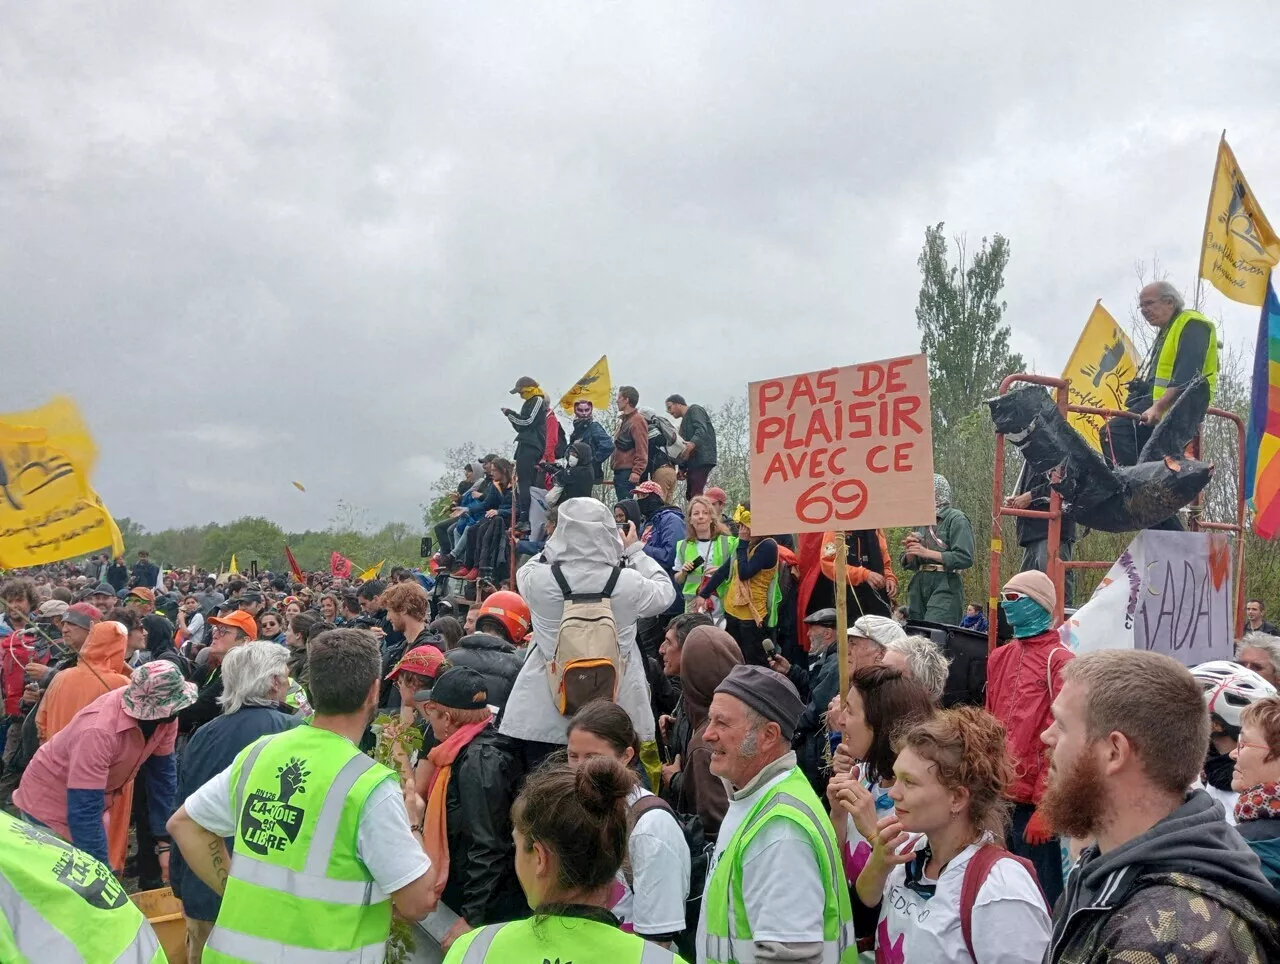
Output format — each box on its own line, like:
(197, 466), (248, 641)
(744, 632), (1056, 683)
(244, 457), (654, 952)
(986, 377), (1213, 532)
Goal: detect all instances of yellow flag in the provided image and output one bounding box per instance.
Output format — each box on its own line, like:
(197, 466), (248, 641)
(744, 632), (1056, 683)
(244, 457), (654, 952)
(558, 355), (612, 414)
(1062, 301), (1141, 450)
(229, 554), (239, 575)
(358, 560), (384, 582)
(92, 489), (125, 558)
(0, 398), (121, 568)
(1200, 137), (1279, 306)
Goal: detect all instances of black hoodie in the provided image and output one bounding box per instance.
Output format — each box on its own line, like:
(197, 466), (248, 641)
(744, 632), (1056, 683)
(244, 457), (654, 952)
(447, 633), (523, 710)
(1048, 790), (1280, 963)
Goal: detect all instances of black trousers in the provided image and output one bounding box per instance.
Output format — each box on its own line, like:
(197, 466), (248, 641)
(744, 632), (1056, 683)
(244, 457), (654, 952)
(515, 444), (541, 526)
(132, 772), (161, 886)
(433, 519), (454, 555)
(475, 516), (508, 578)
(725, 614), (773, 667)
(1009, 801), (1064, 909)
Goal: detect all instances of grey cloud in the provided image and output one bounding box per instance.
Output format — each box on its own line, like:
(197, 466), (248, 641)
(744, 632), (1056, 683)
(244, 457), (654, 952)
(2, 0), (1278, 532)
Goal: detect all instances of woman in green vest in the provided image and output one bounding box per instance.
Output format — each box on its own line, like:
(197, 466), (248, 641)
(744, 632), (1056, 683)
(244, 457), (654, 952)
(445, 755), (686, 963)
(674, 495), (737, 615)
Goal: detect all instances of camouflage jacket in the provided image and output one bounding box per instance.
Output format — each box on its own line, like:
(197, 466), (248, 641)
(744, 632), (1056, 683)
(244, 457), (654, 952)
(1047, 870), (1280, 963)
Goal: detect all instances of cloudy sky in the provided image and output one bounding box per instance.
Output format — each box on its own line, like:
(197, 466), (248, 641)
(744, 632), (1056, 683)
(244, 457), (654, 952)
(4, 1), (1279, 533)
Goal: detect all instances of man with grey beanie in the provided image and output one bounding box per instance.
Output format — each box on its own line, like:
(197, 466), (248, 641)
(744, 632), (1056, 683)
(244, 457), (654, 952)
(696, 664), (855, 964)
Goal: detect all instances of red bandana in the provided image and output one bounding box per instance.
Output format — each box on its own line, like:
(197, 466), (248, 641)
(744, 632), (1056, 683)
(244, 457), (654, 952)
(1234, 781), (1280, 822)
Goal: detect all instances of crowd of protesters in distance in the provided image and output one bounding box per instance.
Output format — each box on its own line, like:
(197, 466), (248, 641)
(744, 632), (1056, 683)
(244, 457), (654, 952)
(3, 373), (1280, 963)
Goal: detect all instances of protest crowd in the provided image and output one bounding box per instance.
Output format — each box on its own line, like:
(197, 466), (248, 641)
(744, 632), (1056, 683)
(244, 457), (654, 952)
(4, 305), (1280, 964)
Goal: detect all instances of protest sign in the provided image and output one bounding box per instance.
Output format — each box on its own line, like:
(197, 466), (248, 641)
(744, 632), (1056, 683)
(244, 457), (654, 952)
(748, 354), (935, 536)
(1058, 530), (1234, 667)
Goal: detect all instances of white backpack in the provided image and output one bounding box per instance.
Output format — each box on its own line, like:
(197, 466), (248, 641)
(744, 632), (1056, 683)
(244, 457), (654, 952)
(547, 563), (623, 715)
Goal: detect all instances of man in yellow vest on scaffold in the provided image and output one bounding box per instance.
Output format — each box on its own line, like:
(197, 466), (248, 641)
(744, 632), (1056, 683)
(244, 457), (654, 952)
(1100, 281), (1218, 522)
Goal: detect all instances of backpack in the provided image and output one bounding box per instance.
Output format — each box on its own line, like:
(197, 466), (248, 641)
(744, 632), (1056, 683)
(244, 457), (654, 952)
(547, 563), (623, 716)
(641, 409), (684, 463)
(959, 846), (1046, 962)
(627, 793), (712, 960)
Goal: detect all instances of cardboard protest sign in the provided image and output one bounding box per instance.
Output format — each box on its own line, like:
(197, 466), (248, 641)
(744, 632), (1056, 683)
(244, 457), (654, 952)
(1058, 530), (1234, 667)
(748, 354), (935, 536)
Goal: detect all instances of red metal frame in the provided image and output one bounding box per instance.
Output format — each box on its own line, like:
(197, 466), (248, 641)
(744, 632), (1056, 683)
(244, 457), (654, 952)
(987, 373), (1247, 653)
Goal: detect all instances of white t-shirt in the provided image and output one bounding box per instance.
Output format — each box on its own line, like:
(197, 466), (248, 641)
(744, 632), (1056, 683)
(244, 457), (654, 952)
(610, 787), (692, 936)
(842, 770), (900, 885)
(185, 612), (206, 648)
(184, 759), (432, 897)
(877, 840), (1050, 964)
(694, 767), (829, 964)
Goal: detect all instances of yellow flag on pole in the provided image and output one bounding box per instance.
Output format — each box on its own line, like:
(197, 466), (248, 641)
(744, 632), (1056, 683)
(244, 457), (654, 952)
(1200, 136), (1279, 307)
(229, 554), (239, 575)
(1062, 301), (1140, 451)
(358, 560), (384, 582)
(558, 356), (613, 414)
(0, 397), (122, 568)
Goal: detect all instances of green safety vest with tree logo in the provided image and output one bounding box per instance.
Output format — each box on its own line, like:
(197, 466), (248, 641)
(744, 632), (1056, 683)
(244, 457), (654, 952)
(448, 914), (686, 963)
(203, 725), (397, 963)
(0, 810), (165, 964)
(701, 767), (857, 964)
(1152, 309), (1218, 404)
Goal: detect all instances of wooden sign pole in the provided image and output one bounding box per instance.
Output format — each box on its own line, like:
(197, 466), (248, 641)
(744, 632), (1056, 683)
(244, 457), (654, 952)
(834, 532), (849, 705)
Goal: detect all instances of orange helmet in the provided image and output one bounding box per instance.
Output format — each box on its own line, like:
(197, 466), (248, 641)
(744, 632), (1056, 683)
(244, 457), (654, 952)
(475, 590), (531, 643)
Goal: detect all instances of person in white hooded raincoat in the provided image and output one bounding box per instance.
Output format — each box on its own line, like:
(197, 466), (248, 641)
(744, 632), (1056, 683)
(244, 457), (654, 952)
(500, 497), (676, 761)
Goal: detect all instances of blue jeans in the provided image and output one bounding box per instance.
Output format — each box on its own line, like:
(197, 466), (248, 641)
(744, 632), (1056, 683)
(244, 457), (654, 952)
(614, 470), (636, 502)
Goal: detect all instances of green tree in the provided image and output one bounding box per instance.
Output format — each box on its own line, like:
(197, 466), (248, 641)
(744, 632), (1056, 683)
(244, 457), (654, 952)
(197, 516), (287, 572)
(916, 223), (1025, 438)
(706, 395), (750, 509)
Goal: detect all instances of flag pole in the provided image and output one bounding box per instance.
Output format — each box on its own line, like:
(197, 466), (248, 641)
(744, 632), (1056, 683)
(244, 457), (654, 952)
(1196, 130), (1227, 311)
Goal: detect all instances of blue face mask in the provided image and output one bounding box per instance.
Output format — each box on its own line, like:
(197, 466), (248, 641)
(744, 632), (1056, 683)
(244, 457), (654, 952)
(1000, 596), (1052, 638)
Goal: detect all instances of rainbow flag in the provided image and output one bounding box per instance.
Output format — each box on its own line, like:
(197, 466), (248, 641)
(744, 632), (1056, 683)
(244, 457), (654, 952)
(1245, 276), (1280, 537)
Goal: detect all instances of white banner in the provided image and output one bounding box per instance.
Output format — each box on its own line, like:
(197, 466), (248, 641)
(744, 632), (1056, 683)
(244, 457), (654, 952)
(1058, 530), (1234, 667)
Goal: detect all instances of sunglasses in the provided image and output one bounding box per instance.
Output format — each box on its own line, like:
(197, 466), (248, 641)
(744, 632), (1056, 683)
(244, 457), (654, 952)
(1000, 591), (1026, 603)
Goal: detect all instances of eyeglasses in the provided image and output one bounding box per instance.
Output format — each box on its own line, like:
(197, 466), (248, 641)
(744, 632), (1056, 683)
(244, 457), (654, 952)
(1000, 591), (1026, 603)
(211, 626), (237, 638)
(1138, 298), (1161, 309)
(1237, 740), (1272, 753)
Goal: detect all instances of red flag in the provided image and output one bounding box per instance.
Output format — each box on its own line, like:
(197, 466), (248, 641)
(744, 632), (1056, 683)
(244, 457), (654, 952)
(330, 551), (353, 579)
(284, 544), (305, 584)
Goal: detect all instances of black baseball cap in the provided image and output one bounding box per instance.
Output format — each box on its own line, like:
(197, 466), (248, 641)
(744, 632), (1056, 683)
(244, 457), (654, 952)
(413, 666), (489, 710)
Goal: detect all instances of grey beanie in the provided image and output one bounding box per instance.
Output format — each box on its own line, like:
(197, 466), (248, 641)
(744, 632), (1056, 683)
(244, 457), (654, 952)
(714, 664), (805, 741)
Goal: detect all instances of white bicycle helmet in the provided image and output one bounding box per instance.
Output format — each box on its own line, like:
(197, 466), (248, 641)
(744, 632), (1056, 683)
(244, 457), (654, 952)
(1191, 660), (1278, 730)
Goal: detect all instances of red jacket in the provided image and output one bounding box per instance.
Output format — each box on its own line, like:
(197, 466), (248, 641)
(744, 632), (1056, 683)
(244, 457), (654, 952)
(1, 631), (36, 717)
(985, 629), (1073, 805)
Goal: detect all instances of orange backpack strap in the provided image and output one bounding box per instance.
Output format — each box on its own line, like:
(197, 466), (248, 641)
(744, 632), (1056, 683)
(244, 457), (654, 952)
(960, 846), (1044, 962)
